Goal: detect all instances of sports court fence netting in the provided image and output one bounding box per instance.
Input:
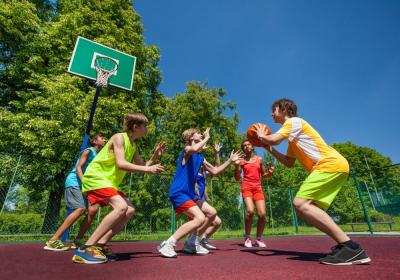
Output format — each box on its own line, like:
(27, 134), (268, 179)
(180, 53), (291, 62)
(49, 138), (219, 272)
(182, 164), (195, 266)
(1, 153), (399, 242)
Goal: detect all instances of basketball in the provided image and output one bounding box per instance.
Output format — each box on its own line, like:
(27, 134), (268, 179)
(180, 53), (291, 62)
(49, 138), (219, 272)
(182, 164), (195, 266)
(247, 123), (271, 147)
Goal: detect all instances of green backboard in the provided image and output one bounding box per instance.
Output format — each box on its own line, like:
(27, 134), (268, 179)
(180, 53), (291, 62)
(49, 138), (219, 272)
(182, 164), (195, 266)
(68, 36), (136, 91)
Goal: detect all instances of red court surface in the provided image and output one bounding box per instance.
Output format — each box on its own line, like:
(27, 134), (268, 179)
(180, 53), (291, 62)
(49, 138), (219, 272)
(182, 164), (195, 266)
(1, 236), (399, 280)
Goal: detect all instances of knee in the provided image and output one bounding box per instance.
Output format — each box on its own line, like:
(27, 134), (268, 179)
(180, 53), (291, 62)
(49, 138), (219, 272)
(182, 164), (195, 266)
(115, 204), (128, 217)
(213, 216), (222, 227)
(76, 207), (85, 215)
(246, 209), (254, 218)
(194, 213), (206, 227)
(257, 211), (266, 220)
(293, 198), (310, 213)
(207, 208), (217, 219)
(126, 206), (135, 218)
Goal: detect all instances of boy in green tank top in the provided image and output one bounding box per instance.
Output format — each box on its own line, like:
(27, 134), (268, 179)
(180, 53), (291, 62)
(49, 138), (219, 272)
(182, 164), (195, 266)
(72, 112), (166, 264)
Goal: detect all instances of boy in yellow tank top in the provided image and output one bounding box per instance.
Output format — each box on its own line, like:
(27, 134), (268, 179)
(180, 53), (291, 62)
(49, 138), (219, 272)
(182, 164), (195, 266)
(72, 112), (166, 264)
(255, 98), (370, 266)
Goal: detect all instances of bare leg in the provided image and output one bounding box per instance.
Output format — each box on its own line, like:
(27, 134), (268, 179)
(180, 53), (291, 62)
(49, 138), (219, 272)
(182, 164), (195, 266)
(204, 215), (221, 238)
(50, 208), (85, 240)
(196, 201), (217, 237)
(293, 197), (349, 243)
(255, 199), (266, 237)
(85, 195), (128, 246)
(75, 204), (99, 240)
(243, 197), (255, 236)
(97, 197), (135, 244)
(172, 206), (205, 241)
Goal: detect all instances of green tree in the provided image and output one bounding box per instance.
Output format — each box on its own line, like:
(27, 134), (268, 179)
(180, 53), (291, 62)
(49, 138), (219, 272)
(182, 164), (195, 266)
(0, 0), (163, 232)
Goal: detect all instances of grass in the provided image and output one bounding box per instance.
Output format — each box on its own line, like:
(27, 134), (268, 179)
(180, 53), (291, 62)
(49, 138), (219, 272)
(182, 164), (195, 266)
(2, 223), (399, 243)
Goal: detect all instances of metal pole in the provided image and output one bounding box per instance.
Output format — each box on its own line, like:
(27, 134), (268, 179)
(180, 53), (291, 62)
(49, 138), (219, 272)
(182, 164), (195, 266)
(124, 173), (133, 240)
(62, 86), (102, 242)
(363, 154), (381, 203)
(0, 155), (22, 216)
(265, 182), (274, 231)
(363, 181), (376, 210)
(81, 86), (102, 150)
(288, 188), (299, 234)
(352, 174), (374, 234)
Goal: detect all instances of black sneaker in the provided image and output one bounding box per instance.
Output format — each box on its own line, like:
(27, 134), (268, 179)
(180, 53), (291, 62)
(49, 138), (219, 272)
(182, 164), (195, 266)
(319, 244), (371, 265)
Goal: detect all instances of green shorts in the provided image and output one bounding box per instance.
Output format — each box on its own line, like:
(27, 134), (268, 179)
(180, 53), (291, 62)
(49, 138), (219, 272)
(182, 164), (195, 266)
(296, 172), (349, 211)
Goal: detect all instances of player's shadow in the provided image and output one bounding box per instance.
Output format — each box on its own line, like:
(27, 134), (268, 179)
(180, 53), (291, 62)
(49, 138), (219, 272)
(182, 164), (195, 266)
(241, 248), (325, 262)
(114, 251), (159, 261)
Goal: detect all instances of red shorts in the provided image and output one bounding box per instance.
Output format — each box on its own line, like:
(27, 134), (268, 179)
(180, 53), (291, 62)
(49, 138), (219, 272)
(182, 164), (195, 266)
(175, 200), (197, 216)
(85, 187), (126, 207)
(242, 188), (265, 201)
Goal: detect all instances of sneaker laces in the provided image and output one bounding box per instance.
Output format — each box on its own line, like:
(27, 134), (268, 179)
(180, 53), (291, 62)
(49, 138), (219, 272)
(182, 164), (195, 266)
(328, 244), (344, 255)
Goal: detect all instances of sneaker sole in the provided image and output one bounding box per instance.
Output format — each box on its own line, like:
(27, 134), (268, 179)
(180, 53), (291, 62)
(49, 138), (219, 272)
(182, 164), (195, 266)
(72, 255), (107, 264)
(321, 257), (371, 266)
(159, 251), (177, 258)
(43, 246), (69, 251)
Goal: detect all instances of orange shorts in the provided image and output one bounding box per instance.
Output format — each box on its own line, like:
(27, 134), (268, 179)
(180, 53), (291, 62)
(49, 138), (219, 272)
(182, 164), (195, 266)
(242, 188), (265, 201)
(85, 187), (126, 207)
(175, 200), (197, 216)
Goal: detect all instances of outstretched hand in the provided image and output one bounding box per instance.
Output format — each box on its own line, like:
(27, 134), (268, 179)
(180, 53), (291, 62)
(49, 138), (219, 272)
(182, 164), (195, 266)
(214, 142), (222, 153)
(229, 150), (245, 163)
(254, 123), (268, 139)
(154, 141), (167, 157)
(147, 164), (165, 174)
(203, 128), (211, 141)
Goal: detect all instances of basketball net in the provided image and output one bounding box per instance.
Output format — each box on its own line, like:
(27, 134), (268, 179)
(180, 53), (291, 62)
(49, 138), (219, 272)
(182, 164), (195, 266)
(94, 56), (118, 88)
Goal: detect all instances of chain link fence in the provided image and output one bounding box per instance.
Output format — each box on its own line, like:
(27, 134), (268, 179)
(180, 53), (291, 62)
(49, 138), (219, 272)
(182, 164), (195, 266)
(1, 153), (399, 242)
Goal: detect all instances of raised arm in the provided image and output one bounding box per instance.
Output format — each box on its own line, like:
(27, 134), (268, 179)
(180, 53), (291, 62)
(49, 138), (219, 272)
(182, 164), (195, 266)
(214, 142), (222, 166)
(184, 128), (210, 154)
(203, 150), (244, 176)
(113, 134), (164, 174)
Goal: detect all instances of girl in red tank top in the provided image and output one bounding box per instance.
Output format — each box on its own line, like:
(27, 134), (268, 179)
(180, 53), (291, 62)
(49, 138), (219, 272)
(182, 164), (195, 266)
(235, 140), (274, 248)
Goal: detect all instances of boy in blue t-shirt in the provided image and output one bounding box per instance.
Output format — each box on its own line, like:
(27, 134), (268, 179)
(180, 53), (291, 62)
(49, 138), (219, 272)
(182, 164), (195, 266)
(157, 128), (243, 258)
(44, 134), (106, 251)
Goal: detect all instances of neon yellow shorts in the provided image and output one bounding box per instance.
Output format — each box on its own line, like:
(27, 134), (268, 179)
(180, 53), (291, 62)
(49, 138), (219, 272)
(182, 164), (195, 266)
(296, 172), (349, 211)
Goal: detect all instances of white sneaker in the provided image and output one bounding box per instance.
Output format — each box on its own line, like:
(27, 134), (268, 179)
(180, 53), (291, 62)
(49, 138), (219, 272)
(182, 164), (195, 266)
(200, 238), (217, 250)
(244, 237), (252, 248)
(183, 241), (209, 255)
(158, 241), (177, 258)
(254, 239), (267, 248)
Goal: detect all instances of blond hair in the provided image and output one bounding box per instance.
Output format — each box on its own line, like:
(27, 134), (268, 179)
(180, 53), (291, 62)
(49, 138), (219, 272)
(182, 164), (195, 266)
(123, 112), (148, 132)
(182, 128), (201, 144)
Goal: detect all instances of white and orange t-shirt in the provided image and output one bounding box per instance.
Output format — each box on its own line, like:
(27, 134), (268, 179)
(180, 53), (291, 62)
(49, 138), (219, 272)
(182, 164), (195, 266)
(277, 117), (349, 173)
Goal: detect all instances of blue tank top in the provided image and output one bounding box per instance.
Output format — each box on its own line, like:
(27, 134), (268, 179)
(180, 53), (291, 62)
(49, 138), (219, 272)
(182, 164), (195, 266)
(169, 149), (205, 199)
(65, 147), (97, 188)
(194, 170), (207, 201)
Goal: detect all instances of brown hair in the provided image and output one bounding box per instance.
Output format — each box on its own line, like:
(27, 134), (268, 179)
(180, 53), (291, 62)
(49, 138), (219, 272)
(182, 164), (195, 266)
(123, 112), (148, 132)
(272, 98), (297, 117)
(182, 128), (201, 144)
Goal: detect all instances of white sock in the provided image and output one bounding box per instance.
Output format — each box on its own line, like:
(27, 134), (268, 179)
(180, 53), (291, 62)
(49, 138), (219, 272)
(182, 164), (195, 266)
(167, 236), (177, 246)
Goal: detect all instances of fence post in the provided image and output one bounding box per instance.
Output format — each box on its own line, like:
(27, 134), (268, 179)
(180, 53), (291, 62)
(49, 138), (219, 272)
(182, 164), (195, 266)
(288, 188), (299, 234)
(351, 174), (374, 234)
(170, 205), (175, 234)
(265, 182), (274, 231)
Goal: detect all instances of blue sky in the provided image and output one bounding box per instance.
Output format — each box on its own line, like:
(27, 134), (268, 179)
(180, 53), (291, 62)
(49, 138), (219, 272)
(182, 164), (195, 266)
(134, 1), (400, 163)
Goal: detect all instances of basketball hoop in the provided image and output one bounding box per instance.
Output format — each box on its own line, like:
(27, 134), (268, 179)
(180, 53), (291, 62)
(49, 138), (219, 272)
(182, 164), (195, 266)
(94, 56), (119, 87)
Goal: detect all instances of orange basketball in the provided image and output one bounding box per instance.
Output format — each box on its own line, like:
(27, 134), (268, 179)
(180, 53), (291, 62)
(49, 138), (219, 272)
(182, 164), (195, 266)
(247, 123), (271, 147)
